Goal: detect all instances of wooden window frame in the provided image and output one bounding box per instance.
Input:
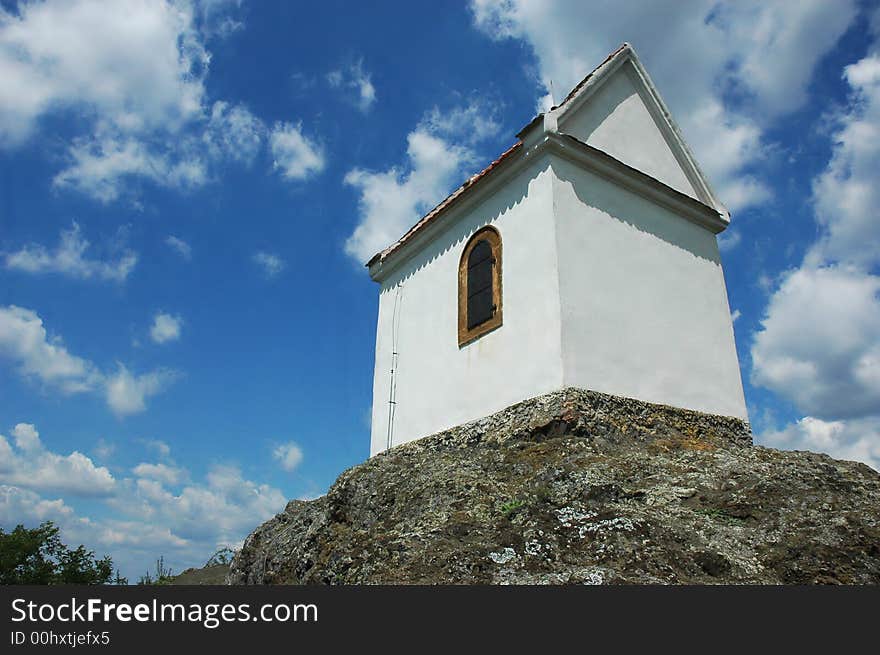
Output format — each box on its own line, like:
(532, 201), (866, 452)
(458, 226), (503, 347)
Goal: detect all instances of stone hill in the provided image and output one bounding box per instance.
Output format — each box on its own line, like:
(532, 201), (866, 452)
(227, 389), (880, 584)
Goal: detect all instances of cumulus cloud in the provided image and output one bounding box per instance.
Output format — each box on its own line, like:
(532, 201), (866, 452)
(273, 442), (304, 472)
(0, 423), (116, 496)
(52, 134), (202, 202)
(0, 0), (206, 145)
(253, 251), (285, 278)
(150, 312), (183, 344)
(132, 462), (186, 486)
(0, 305), (176, 416)
(751, 39), (880, 470)
(3, 222), (137, 282)
(469, 0), (856, 212)
(93, 439), (115, 460)
(136, 464), (286, 547)
(751, 266), (880, 420)
(327, 59), (377, 112)
(105, 364), (178, 418)
(0, 485), (75, 526)
(165, 235), (192, 259)
(49, 98), (269, 202)
(809, 53), (880, 269)
(761, 416), (880, 472)
(420, 100), (502, 145)
(717, 229), (742, 253)
(142, 439), (172, 459)
(0, 424), (292, 579)
(269, 122), (325, 181)
(0, 304), (101, 393)
(343, 101), (498, 263)
(203, 100), (265, 164)
(0, 1), (321, 202)
(50, 111), (267, 202)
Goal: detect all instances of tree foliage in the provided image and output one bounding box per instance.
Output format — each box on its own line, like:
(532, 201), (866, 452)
(0, 521), (115, 585)
(137, 555), (174, 585)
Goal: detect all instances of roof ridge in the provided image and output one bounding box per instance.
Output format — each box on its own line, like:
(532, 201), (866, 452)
(366, 141), (522, 268)
(555, 42), (629, 109)
(366, 43), (635, 270)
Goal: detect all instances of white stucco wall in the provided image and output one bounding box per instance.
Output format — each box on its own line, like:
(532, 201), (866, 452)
(551, 155), (747, 419)
(370, 158), (564, 456)
(369, 63), (750, 454)
(558, 65), (698, 201)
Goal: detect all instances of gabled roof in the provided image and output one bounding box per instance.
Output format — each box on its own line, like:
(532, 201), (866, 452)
(515, 42), (630, 140)
(367, 43), (726, 274)
(365, 142), (522, 268)
(540, 43), (724, 214)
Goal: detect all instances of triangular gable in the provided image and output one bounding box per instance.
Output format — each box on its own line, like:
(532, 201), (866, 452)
(553, 44), (726, 217)
(368, 43), (728, 275)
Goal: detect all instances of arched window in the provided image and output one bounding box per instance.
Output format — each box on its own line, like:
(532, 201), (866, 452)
(458, 226), (502, 346)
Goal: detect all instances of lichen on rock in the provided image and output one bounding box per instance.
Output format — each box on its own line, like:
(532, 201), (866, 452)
(227, 388), (880, 585)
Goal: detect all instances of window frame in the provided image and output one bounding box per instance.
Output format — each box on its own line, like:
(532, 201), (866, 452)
(458, 226), (503, 347)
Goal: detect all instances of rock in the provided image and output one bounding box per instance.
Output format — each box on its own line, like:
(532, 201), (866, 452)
(170, 563), (230, 585)
(227, 388), (880, 585)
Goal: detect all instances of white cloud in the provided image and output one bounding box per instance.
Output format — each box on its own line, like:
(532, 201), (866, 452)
(105, 364), (178, 418)
(750, 43), (880, 472)
(344, 102), (498, 263)
(469, 0), (856, 212)
(0, 305), (176, 416)
(93, 438), (115, 460)
(269, 121), (325, 181)
(420, 100), (502, 145)
(0, 429), (290, 580)
(142, 464), (285, 547)
(0, 0), (206, 145)
(196, 0), (245, 39)
(3, 222), (137, 282)
(751, 44), (880, 469)
(273, 442), (303, 472)
(165, 235), (192, 259)
(760, 416), (880, 472)
(203, 100), (265, 164)
(132, 462), (186, 486)
(150, 312), (183, 344)
(253, 251), (285, 278)
(11, 423), (40, 452)
(809, 54), (880, 269)
(0, 485), (75, 525)
(718, 229), (742, 253)
(0, 423), (116, 496)
(731, 309), (741, 323)
(752, 44), (880, 422)
(52, 133), (208, 203)
(0, 304), (101, 393)
(51, 99), (266, 202)
(327, 59), (377, 112)
(0, 1), (322, 203)
(751, 266), (880, 420)
(141, 439), (172, 459)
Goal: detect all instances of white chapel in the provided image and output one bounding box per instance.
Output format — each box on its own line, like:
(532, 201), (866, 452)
(366, 44), (748, 456)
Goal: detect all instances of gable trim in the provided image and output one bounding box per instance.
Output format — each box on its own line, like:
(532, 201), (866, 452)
(552, 44), (727, 218)
(545, 133), (727, 233)
(368, 132), (725, 282)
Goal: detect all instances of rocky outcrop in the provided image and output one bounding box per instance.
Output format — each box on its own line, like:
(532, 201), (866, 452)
(228, 388), (880, 584)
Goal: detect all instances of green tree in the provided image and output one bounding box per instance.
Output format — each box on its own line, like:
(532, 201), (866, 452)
(137, 556), (174, 585)
(205, 547), (235, 566)
(0, 521), (115, 585)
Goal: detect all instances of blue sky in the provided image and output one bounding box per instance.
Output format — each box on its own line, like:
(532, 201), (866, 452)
(1, 0), (879, 580)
